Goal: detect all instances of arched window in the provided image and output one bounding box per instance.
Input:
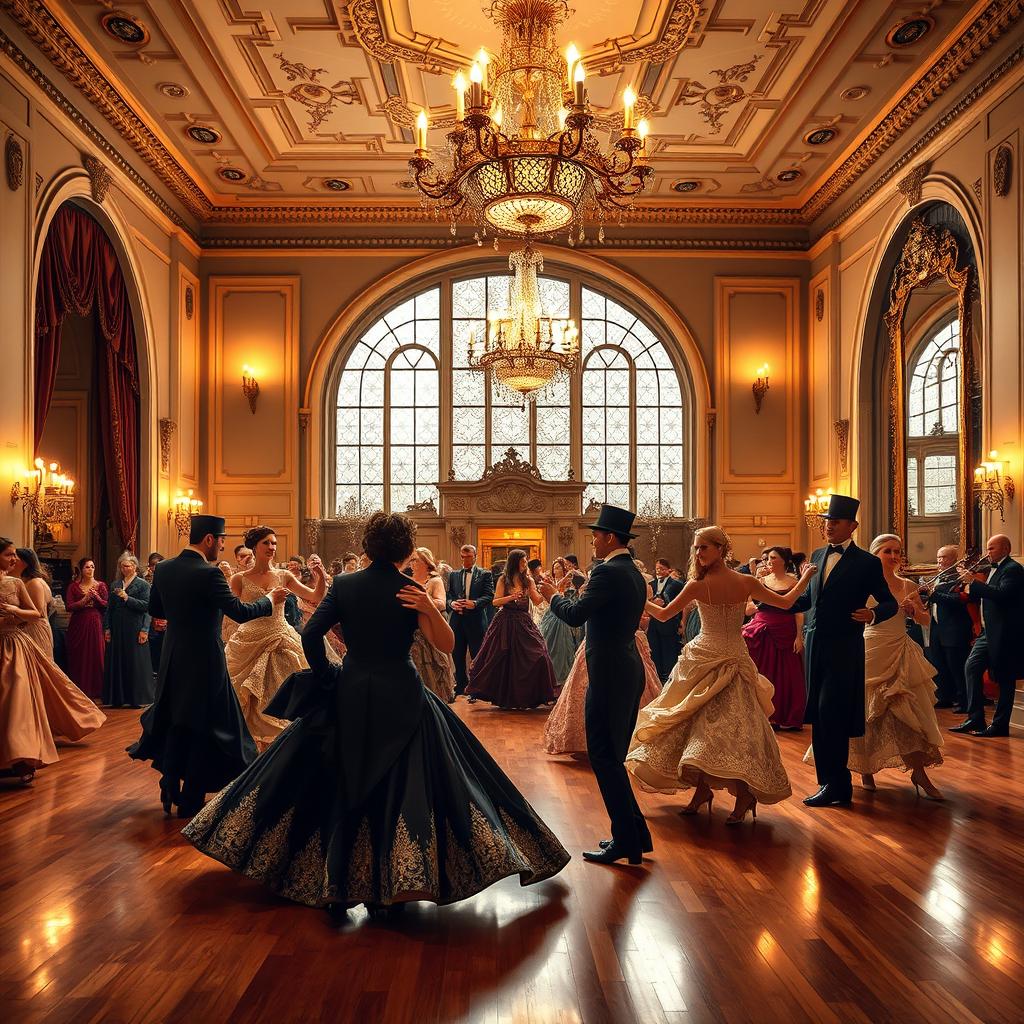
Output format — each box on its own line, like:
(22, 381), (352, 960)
(333, 270), (689, 515)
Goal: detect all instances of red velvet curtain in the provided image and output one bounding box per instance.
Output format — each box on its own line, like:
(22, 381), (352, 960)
(34, 203), (140, 551)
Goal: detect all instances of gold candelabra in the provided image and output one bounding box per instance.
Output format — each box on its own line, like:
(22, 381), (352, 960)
(167, 488), (203, 538)
(9, 457), (76, 542)
(241, 364), (260, 414)
(752, 364), (770, 414)
(973, 450), (1014, 521)
(803, 488), (832, 537)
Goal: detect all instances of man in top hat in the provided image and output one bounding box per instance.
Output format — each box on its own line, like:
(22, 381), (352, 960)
(540, 504), (650, 864)
(128, 514), (288, 817)
(790, 494), (898, 807)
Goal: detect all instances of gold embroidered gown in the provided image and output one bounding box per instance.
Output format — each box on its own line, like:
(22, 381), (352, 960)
(0, 576), (105, 771)
(625, 600), (792, 804)
(184, 559), (569, 910)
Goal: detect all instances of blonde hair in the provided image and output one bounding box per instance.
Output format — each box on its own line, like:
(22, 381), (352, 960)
(869, 533), (902, 556)
(413, 546), (439, 577)
(688, 525), (733, 581)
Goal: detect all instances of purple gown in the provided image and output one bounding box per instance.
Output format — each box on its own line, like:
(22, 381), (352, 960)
(467, 596), (557, 709)
(742, 604), (806, 729)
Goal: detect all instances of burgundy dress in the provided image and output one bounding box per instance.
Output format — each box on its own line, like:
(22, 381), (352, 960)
(742, 601), (806, 729)
(467, 595), (557, 709)
(66, 581), (108, 701)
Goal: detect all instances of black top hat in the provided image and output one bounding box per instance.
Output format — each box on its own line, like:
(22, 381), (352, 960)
(821, 494), (860, 521)
(585, 503), (638, 540)
(189, 514), (227, 542)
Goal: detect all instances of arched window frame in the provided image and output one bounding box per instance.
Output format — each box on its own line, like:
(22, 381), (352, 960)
(328, 263), (696, 516)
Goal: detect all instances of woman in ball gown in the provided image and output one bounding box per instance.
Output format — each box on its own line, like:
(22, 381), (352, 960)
(407, 546), (456, 703)
(225, 526), (329, 747)
(626, 526), (816, 824)
(183, 512), (569, 917)
(0, 538), (105, 783)
(65, 556), (107, 701)
(12, 548), (55, 656)
(806, 534), (944, 800)
(103, 553), (154, 709)
(467, 549), (557, 709)
(538, 558), (582, 687)
(545, 609), (663, 755)
(741, 546), (807, 730)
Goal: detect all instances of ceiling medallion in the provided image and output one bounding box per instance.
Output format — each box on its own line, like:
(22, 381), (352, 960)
(324, 178), (351, 192)
(776, 168), (802, 183)
(409, 0), (653, 245)
(676, 55), (762, 136)
(672, 180), (700, 193)
(804, 127), (837, 146)
(273, 53), (359, 133)
(158, 82), (189, 100)
(100, 11), (150, 46)
(186, 125), (221, 145)
(886, 17), (934, 48)
(218, 167), (247, 183)
(467, 241), (579, 403)
(840, 85), (870, 102)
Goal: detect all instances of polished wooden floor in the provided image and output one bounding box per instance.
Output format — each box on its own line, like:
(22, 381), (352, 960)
(1, 704), (1021, 1024)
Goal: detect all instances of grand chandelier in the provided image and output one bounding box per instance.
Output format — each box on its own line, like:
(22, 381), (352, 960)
(409, 0), (653, 244)
(469, 241), (579, 401)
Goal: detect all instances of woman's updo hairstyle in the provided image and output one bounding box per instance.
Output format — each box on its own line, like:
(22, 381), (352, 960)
(869, 533), (903, 556)
(765, 545), (797, 573)
(244, 525), (275, 550)
(687, 525), (733, 581)
(362, 511), (416, 563)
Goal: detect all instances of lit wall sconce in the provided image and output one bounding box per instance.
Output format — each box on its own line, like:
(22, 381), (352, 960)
(803, 488), (832, 537)
(241, 364), (260, 414)
(752, 364), (770, 414)
(10, 457), (76, 542)
(973, 450), (1014, 522)
(167, 488), (203, 538)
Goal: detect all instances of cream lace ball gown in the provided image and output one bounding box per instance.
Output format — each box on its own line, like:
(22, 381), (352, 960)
(626, 600), (792, 804)
(805, 604), (943, 775)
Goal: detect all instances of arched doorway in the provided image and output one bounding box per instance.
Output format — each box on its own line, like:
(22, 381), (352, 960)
(32, 200), (143, 584)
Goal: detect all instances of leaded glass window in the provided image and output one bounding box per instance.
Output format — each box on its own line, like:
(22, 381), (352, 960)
(923, 453), (957, 514)
(908, 320), (960, 438)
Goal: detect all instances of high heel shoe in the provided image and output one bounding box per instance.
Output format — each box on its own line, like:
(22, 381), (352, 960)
(679, 787), (714, 817)
(861, 773), (876, 791)
(910, 768), (944, 801)
(726, 793), (757, 825)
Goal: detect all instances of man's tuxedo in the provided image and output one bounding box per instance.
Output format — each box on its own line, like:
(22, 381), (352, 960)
(646, 574), (683, 682)
(926, 580), (973, 707)
(445, 564), (495, 694)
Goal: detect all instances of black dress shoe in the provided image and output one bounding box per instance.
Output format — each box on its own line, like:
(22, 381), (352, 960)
(599, 837), (654, 854)
(977, 726), (1010, 737)
(582, 843), (642, 865)
(803, 785), (852, 807)
(948, 721), (984, 734)
(159, 779), (180, 815)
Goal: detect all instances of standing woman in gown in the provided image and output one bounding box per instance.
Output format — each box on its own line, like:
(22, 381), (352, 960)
(538, 558), (582, 686)
(407, 546), (456, 703)
(13, 548), (55, 656)
(103, 553), (154, 709)
(467, 549), (557, 709)
(225, 526), (328, 746)
(811, 534), (944, 799)
(627, 526), (816, 823)
(742, 546), (807, 730)
(0, 538), (105, 783)
(65, 557), (107, 701)
(183, 511), (569, 917)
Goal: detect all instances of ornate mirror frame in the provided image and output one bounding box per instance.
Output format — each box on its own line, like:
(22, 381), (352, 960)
(884, 219), (974, 571)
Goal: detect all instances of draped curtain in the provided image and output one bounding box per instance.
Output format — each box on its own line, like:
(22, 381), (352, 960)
(34, 203), (140, 551)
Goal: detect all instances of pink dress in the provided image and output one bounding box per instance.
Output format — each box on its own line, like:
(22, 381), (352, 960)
(742, 603), (806, 729)
(544, 631), (662, 755)
(65, 581), (107, 700)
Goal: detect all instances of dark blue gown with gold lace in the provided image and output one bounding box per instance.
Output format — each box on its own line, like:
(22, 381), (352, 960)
(182, 559), (569, 909)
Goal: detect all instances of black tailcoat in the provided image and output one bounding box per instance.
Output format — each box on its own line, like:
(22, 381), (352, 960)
(646, 575), (684, 681)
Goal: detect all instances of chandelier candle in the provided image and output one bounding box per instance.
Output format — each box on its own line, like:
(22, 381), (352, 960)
(453, 72), (467, 122)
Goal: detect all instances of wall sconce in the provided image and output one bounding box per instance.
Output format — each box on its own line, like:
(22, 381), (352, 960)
(803, 488), (832, 537)
(752, 364), (770, 414)
(167, 488), (203, 538)
(241, 364), (260, 414)
(973, 450), (1014, 522)
(10, 457), (76, 542)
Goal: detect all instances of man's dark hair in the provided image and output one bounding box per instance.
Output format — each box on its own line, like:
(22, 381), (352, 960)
(563, 554), (579, 567)
(655, 557), (671, 569)
(233, 544), (245, 557)
(527, 558), (543, 571)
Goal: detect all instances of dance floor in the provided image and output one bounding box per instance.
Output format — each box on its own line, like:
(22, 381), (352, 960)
(1, 705), (1021, 1024)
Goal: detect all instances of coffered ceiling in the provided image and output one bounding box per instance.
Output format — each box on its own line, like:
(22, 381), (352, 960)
(4, 0), (1022, 230)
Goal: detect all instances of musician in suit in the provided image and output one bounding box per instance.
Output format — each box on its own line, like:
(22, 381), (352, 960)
(128, 515), (288, 817)
(951, 534), (1024, 737)
(445, 544), (495, 696)
(790, 495), (898, 807)
(647, 558), (684, 682)
(541, 504), (650, 865)
(926, 544), (973, 711)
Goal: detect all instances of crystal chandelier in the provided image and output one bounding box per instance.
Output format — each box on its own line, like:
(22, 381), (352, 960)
(469, 241), (579, 401)
(409, 0), (653, 244)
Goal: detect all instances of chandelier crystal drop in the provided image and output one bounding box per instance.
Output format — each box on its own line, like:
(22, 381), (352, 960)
(409, 0), (654, 241)
(468, 241), (579, 402)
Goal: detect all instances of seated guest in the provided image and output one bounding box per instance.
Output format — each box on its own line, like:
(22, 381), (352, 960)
(647, 558), (683, 682)
(927, 544), (972, 711)
(951, 534), (1024, 737)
